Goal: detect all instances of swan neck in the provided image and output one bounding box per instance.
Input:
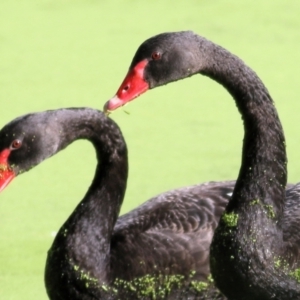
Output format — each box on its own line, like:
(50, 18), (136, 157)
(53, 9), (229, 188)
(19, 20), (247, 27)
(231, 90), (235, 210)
(48, 108), (128, 281)
(198, 41), (287, 212)
(203, 38), (296, 298)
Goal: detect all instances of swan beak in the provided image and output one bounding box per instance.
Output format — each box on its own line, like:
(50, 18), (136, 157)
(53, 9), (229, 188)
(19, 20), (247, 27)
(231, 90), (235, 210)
(0, 164), (15, 192)
(0, 149), (15, 192)
(104, 95), (123, 114)
(103, 60), (149, 113)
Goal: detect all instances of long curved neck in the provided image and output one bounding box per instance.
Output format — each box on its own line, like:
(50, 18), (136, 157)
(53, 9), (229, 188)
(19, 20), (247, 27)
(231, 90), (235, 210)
(47, 108), (128, 282)
(198, 39), (300, 298)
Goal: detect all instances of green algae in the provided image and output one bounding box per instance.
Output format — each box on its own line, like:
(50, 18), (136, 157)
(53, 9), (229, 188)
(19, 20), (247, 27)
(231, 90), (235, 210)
(273, 256), (291, 274)
(112, 271), (216, 299)
(70, 259), (213, 298)
(250, 199), (260, 205)
(250, 199), (276, 219)
(190, 280), (208, 292)
(274, 258), (283, 269)
(207, 274), (214, 283)
(264, 204), (275, 219)
(113, 273), (186, 299)
(69, 257), (215, 298)
(222, 212), (239, 227)
(80, 269), (99, 289)
(290, 268), (300, 282)
(70, 261), (100, 289)
(274, 257), (300, 283)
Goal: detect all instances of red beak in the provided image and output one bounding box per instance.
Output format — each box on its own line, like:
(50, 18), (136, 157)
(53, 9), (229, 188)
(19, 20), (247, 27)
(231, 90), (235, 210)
(0, 149), (15, 192)
(104, 60), (149, 113)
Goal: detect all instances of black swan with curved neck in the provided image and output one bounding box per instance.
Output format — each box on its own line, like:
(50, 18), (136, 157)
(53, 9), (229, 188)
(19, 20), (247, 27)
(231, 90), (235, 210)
(0, 107), (240, 299)
(104, 31), (300, 299)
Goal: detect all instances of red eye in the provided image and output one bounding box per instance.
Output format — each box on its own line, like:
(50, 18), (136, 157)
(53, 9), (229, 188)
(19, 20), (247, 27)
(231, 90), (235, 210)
(11, 139), (22, 150)
(151, 51), (161, 60)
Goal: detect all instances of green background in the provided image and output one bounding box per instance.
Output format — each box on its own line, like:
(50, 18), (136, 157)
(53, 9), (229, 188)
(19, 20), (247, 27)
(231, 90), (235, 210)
(1, 0), (300, 298)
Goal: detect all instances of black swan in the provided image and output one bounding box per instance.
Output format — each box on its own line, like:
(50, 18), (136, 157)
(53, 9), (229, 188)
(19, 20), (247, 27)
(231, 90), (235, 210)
(103, 31), (300, 298)
(0, 107), (241, 299)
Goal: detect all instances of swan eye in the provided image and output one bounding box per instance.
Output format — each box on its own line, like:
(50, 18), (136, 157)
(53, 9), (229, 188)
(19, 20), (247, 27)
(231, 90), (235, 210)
(151, 51), (161, 60)
(10, 139), (22, 150)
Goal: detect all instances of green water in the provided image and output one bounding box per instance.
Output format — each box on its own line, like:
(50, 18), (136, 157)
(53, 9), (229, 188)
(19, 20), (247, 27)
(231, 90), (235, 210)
(1, 0), (300, 298)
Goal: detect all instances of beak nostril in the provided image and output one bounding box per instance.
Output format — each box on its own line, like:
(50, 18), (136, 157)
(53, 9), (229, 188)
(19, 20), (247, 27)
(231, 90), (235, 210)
(123, 85), (129, 92)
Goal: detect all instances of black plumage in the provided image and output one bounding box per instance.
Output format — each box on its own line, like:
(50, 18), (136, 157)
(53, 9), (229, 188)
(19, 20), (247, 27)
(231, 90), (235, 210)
(0, 108), (233, 299)
(104, 31), (300, 299)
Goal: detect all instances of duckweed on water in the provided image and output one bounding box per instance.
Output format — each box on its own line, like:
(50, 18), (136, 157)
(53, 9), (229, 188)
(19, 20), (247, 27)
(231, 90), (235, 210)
(250, 199), (260, 205)
(80, 269), (99, 289)
(222, 212), (239, 227)
(273, 257), (300, 283)
(70, 259), (213, 298)
(290, 269), (300, 282)
(274, 257), (284, 269)
(190, 280), (208, 292)
(264, 204), (275, 219)
(113, 271), (215, 298)
(207, 274), (214, 283)
(250, 199), (276, 219)
(274, 258), (300, 283)
(114, 273), (186, 298)
(71, 262), (99, 289)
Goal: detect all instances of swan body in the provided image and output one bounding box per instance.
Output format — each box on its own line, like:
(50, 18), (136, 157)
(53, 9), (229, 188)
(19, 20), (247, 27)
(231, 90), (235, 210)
(104, 31), (300, 299)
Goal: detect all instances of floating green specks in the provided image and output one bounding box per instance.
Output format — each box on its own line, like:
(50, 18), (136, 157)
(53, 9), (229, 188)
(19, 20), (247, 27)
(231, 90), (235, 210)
(207, 274), (214, 283)
(274, 257), (300, 283)
(69, 257), (214, 298)
(70, 260), (99, 289)
(274, 256), (289, 273)
(222, 212), (239, 227)
(274, 258), (282, 269)
(290, 269), (300, 282)
(250, 199), (276, 219)
(112, 271), (211, 298)
(101, 284), (108, 291)
(190, 281), (208, 292)
(189, 270), (196, 278)
(264, 204), (275, 219)
(250, 199), (260, 205)
(114, 274), (183, 298)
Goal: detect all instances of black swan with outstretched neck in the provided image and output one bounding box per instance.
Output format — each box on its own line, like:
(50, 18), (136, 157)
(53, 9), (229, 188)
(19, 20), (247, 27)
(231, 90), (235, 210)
(104, 31), (300, 299)
(0, 107), (239, 299)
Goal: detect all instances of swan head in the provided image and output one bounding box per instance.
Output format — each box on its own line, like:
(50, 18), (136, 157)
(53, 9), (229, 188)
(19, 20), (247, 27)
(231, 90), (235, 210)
(0, 111), (62, 192)
(104, 31), (202, 113)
